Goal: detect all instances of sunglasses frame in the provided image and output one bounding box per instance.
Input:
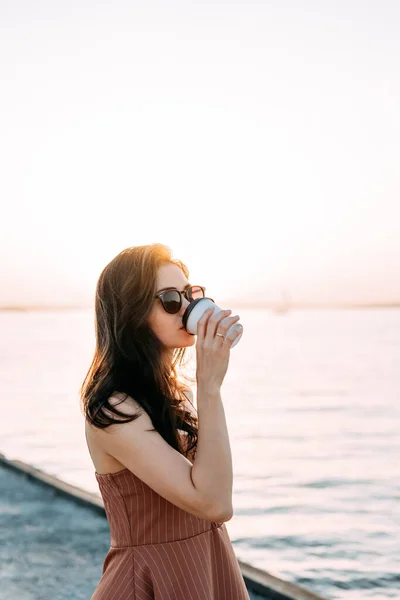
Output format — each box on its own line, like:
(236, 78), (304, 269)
(154, 285), (206, 314)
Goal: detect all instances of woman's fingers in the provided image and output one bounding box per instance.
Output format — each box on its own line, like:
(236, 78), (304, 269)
(195, 306), (243, 389)
(196, 306), (242, 344)
(224, 322), (243, 346)
(207, 311), (242, 342)
(205, 308), (233, 339)
(196, 307), (215, 340)
(215, 315), (241, 338)
(197, 307), (231, 340)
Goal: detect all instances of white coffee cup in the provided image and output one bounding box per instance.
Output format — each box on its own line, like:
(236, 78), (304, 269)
(182, 297), (243, 348)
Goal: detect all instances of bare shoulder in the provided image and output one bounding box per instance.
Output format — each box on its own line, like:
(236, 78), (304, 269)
(84, 387), (230, 520)
(85, 391), (146, 434)
(108, 391), (144, 416)
(85, 391), (154, 474)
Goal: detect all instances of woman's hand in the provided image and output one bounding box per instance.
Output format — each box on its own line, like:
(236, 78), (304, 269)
(195, 307), (243, 391)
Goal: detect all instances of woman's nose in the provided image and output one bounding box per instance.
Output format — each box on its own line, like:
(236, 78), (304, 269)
(180, 297), (190, 313)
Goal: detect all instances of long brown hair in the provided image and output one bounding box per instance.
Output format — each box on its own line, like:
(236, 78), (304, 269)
(80, 243), (198, 460)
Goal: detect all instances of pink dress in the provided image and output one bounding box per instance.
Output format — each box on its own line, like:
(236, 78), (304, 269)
(90, 467), (250, 599)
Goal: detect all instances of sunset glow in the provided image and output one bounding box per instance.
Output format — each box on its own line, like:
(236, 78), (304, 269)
(1, 1), (399, 308)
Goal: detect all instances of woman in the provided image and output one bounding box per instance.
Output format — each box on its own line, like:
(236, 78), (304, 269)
(81, 243), (249, 599)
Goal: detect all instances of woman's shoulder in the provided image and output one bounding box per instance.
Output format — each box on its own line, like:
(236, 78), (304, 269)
(106, 391), (145, 418)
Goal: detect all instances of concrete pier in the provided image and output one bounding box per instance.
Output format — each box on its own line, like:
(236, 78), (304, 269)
(0, 454), (326, 600)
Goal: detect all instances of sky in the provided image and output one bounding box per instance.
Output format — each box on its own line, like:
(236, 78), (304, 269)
(0, 0), (399, 308)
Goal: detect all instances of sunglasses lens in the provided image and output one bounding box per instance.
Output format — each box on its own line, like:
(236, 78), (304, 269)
(162, 290), (181, 313)
(190, 286), (205, 300)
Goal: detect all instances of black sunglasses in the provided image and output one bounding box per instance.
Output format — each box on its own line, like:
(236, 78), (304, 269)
(154, 285), (206, 314)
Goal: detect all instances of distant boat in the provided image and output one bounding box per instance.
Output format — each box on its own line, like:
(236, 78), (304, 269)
(272, 287), (291, 314)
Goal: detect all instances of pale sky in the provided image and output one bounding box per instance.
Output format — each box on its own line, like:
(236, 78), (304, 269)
(1, 1), (399, 307)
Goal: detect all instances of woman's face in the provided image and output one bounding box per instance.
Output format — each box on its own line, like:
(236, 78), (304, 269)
(148, 262), (196, 349)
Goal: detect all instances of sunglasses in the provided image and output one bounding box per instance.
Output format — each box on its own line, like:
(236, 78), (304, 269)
(154, 285), (206, 314)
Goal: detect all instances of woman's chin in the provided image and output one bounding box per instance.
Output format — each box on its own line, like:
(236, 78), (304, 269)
(176, 330), (196, 347)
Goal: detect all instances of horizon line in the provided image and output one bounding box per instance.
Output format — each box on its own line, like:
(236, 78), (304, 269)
(1, 301), (400, 311)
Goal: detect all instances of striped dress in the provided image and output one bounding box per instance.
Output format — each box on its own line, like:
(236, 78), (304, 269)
(90, 467), (250, 599)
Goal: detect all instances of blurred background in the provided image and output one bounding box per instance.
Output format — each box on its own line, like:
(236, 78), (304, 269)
(1, 1), (399, 599)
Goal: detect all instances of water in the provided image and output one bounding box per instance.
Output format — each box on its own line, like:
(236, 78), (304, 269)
(0, 308), (399, 600)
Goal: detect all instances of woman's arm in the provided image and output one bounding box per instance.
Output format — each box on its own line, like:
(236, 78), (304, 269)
(182, 388), (197, 464)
